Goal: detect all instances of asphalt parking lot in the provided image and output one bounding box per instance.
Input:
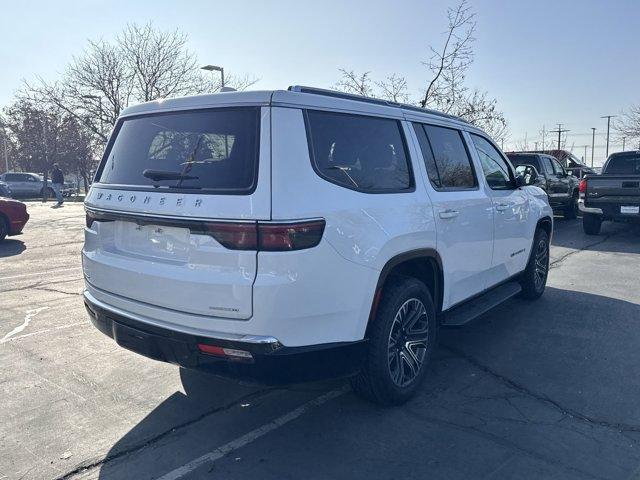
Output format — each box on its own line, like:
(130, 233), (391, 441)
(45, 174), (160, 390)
(1, 202), (640, 480)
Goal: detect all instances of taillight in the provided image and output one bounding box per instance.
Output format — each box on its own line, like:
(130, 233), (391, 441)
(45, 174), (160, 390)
(579, 179), (587, 193)
(204, 222), (258, 250)
(258, 220), (325, 251)
(198, 344), (253, 361)
(204, 220), (325, 251)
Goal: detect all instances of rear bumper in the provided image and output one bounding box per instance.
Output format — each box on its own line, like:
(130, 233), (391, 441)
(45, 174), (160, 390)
(580, 200), (640, 222)
(84, 295), (366, 385)
(578, 200), (603, 215)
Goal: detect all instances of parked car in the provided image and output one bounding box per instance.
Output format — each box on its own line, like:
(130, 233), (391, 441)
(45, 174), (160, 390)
(515, 149), (597, 178)
(0, 181), (12, 198)
(507, 152), (580, 218)
(62, 181), (78, 197)
(83, 86), (553, 405)
(0, 172), (55, 198)
(0, 197), (29, 241)
(579, 150), (640, 235)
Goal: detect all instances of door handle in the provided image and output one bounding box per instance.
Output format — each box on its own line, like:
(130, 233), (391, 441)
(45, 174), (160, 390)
(495, 203), (510, 212)
(439, 209), (459, 219)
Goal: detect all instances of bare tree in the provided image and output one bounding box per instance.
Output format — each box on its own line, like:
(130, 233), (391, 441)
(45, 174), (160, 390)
(335, 69), (374, 97)
(376, 74), (410, 103)
(420, 0), (475, 110)
(333, 1), (508, 143)
(417, 0), (507, 142)
(616, 104), (640, 145)
(23, 23), (258, 145)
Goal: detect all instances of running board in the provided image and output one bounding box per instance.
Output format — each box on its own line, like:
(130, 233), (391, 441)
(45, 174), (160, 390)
(441, 281), (522, 328)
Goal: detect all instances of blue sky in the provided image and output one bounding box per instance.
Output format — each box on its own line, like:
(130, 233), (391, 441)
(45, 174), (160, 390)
(1, 0), (638, 164)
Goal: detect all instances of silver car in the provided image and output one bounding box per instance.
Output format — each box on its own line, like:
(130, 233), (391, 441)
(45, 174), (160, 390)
(0, 172), (54, 198)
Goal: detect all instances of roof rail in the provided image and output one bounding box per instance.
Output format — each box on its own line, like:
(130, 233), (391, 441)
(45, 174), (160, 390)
(287, 85), (469, 124)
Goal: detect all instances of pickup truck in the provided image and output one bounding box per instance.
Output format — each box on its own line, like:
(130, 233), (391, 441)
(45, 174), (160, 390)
(579, 151), (640, 234)
(507, 152), (580, 218)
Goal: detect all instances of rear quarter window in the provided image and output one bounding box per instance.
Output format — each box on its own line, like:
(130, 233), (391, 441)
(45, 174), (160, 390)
(96, 107), (260, 194)
(304, 110), (413, 193)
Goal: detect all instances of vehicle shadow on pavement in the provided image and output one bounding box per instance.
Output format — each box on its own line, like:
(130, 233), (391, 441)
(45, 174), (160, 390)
(92, 287), (640, 480)
(551, 220), (639, 253)
(0, 239), (26, 258)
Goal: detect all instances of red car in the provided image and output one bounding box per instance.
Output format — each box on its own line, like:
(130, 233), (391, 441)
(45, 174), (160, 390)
(0, 198), (29, 241)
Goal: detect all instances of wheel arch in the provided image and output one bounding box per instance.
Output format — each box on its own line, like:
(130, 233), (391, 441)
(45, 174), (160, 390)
(366, 249), (444, 336)
(536, 216), (553, 238)
(523, 216), (552, 267)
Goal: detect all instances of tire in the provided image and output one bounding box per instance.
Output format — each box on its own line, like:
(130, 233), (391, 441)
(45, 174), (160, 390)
(0, 215), (7, 242)
(564, 194), (578, 219)
(582, 214), (602, 235)
(39, 187), (55, 198)
(519, 228), (549, 300)
(350, 276), (437, 405)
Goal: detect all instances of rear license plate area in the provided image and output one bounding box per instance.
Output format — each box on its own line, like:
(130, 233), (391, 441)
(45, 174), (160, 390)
(114, 221), (190, 260)
(620, 206), (639, 214)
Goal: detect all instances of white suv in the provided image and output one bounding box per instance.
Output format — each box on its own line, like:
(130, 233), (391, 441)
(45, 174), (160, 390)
(83, 86), (552, 405)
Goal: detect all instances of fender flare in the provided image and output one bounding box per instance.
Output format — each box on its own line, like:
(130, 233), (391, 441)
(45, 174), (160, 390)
(370, 249), (444, 321)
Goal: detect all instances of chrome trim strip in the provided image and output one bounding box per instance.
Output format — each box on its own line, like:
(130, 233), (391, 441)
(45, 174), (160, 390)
(85, 205), (324, 225)
(83, 289), (281, 346)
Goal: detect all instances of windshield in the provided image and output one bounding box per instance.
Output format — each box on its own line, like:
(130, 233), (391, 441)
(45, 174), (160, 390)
(604, 153), (640, 175)
(96, 107), (260, 194)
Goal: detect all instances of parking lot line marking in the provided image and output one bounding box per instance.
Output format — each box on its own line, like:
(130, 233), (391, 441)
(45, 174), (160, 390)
(1, 307), (49, 344)
(1, 266), (82, 281)
(0, 321), (89, 345)
(155, 385), (349, 480)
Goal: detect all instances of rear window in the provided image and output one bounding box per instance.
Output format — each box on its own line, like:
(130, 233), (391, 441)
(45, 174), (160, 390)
(305, 110), (413, 192)
(507, 154), (540, 171)
(96, 107), (260, 194)
(604, 153), (640, 175)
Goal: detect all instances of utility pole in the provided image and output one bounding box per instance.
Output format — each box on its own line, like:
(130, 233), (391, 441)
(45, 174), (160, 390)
(622, 137), (626, 151)
(550, 124), (570, 152)
(541, 125), (546, 151)
(601, 115), (616, 158)
(534, 141), (538, 150)
(591, 128), (596, 167)
(584, 145), (587, 162)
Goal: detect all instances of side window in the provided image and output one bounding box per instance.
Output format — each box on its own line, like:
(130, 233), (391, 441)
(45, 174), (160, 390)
(305, 110), (412, 192)
(412, 123), (442, 188)
(551, 159), (565, 176)
(540, 157), (554, 175)
(422, 124), (477, 189)
(4, 174), (18, 181)
(469, 134), (513, 190)
(26, 175), (36, 182)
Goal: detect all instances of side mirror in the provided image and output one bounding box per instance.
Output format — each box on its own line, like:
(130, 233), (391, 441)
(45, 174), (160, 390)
(515, 164), (539, 187)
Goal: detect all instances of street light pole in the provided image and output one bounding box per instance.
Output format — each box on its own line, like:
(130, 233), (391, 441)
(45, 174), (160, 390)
(622, 137), (626, 151)
(201, 65), (225, 90)
(591, 128), (596, 167)
(601, 115), (616, 158)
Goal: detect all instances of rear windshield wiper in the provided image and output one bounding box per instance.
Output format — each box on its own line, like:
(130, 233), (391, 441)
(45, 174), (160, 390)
(143, 169), (199, 182)
(326, 165), (359, 188)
